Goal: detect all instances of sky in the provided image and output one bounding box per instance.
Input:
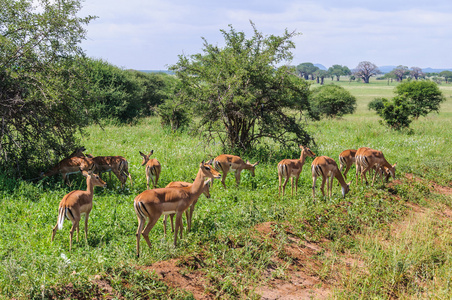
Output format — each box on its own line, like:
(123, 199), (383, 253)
(78, 0), (452, 71)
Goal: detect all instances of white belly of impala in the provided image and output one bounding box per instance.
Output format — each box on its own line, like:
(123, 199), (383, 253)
(162, 210), (176, 215)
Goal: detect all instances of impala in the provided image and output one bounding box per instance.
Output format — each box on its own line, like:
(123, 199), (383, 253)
(41, 154), (93, 185)
(338, 149), (357, 180)
(51, 170), (107, 251)
(358, 148), (396, 186)
(134, 161), (221, 257)
(278, 145), (316, 196)
(355, 147), (371, 185)
(163, 179), (212, 234)
(86, 154), (133, 188)
(139, 150), (161, 189)
(211, 154), (259, 188)
(311, 156), (351, 200)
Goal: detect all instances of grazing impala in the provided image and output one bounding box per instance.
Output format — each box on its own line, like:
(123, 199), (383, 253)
(139, 150), (161, 189)
(278, 145), (316, 196)
(134, 161), (221, 257)
(311, 156), (351, 200)
(211, 154), (259, 188)
(355, 147), (372, 185)
(358, 148), (396, 186)
(85, 155), (133, 189)
(338, 149), (357, 180)
(163, 179), (212, 234)
(51, 170), (107, 251)
(41, 154), (93, 185)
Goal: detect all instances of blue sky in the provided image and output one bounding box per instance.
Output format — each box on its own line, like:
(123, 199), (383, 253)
(79, 0), (452, 70)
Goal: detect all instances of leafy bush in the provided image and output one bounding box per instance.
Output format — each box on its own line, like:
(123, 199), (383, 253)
(309, 84), (357, 120)
(370, 80), (445, 130)
(394, 80), (445, 119)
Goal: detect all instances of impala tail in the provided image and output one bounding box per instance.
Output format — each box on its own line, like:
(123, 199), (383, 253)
(57, 207), (66, 230)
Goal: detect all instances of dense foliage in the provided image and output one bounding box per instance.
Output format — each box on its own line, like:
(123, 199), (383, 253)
(394, 80), (445, 119)
(0, 0), (96, 177)
(309, 84), (357, 119)
(169, 22), (312, 151)
(83, 59), (178, 123)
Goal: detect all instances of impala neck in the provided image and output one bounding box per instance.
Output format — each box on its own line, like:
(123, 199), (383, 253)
(299, 149), (308, 163)
(190, 167), (206, 197)
(335, 170), (348, 188)
(86, 175), (95, 197)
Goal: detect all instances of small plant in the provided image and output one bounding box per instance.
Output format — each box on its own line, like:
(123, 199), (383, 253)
(309, 84), (357, 120)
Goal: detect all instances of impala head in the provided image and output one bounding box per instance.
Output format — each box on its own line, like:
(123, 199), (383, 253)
(81, 170), (107, 188)
(200, 161), (221, 180)
(387, 163), (397, 180)
(245, 160), (260, 177)
(139, 150), (154, 166)
(299, 144), (316, 158)
(85, 153), (94, 158)
(342, 181), (352, 198)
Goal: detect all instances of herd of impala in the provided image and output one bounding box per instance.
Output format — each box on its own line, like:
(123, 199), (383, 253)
(43, 145), (396, 256)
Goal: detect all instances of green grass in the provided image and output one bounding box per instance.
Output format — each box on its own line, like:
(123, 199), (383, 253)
(1, 79), (452, 299)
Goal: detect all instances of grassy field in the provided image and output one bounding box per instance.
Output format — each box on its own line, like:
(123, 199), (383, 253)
(1, 79), (452, 299)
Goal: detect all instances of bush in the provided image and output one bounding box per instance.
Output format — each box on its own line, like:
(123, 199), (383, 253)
(374, 96), (413, 130)
(394, 80), (445, 119)
(309, 84), (357, 120)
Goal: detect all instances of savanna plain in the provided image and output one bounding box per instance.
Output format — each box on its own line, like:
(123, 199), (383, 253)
(1, 78), (452, 299)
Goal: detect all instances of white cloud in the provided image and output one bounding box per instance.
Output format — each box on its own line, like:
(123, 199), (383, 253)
(79, 0), (452, 70)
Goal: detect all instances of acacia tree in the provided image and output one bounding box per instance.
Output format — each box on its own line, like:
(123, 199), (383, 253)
(328, 64), (351, 81)
(296, 63), (319, 80)
(0, 0), (96, 177)
(353, 61), (380, 83)
(410, 67), (424, 80)
(169, 23), (312, 151)
(393, 65), (409, 82)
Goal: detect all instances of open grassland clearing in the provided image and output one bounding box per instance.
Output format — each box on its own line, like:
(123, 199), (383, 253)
(1, 80), (452, 299)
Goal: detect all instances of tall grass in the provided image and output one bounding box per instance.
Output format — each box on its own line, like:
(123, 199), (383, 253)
(1, 79), (451, 298)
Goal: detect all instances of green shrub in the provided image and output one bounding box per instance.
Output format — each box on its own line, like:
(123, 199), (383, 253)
(309, 84), (357, 120)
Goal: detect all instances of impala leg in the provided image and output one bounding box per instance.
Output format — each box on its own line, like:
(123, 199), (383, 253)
(278, 173), (282, 196)
(329, 174), (334, 198)
(135, 215), (145, 257)
(163, 215), (168, 236)
(146, 173), (150, 190)
(282, 176), (289, 197)
(320, 176), (326, 197)
(221, 171), (228, 189)
(371, 164), (380, 186)
(343, 164), (351, 180)
(361, 166), (372, 186)
(312, 175), (317, 199)
(170, 214), (175, 233)
(235, 171), (241, 187)
(295, 175), (300, 195)
(141, 215), (160, 251)
(174, 212), (184, 246)
(290, 177), (294, 196)
(84, 212), (90, 244)
(112, 169), (124, 188)
(154, 171), (159, 187)
(69, 219), (79, 252)
(188, 199), (197, 232)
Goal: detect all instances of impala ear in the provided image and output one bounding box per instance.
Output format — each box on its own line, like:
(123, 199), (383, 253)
(139, 151), (145, 157)
(253, 161), (260, 166)
(149, 150), (154, 156)
(206, 159), (213, 165)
